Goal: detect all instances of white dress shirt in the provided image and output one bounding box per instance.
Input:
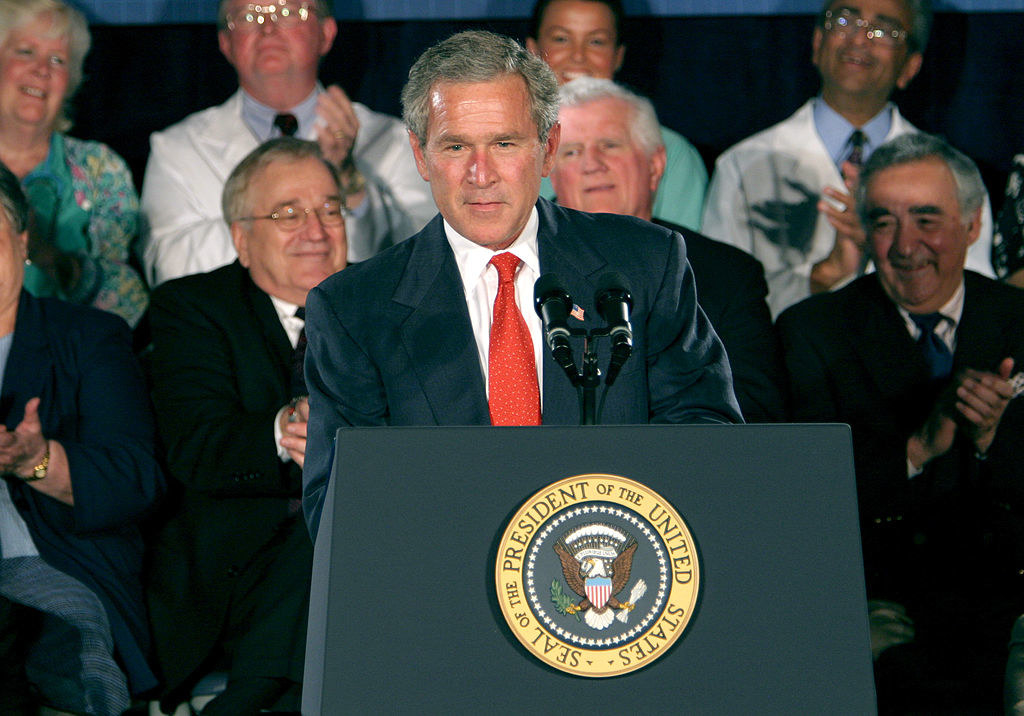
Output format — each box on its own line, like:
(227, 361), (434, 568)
(444, 208), (544, 404)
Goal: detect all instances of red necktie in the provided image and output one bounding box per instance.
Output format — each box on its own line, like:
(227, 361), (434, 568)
(488, 253), (541, 425)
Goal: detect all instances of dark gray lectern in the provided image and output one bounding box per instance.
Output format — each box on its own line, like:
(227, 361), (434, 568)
(304, 424), (875, 714)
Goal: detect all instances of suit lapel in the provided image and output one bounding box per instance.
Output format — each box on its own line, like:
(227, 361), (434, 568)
(239, 267), (293, 382)
(195, 92), (259, 184)
(842, 277), (930, 399)
(955, 274), (1005, 371)
(392, 219), (490, 425)
(1, 294), (50, 428)
(536, 201), (609, 425)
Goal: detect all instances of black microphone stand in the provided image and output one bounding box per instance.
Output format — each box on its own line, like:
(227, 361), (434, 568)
(559, 325), (618, 425)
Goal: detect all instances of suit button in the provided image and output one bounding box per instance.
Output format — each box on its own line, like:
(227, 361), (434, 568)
(227, 565), (240, 577)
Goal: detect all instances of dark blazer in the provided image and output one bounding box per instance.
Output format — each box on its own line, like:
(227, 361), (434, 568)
(655, 219), (785, 422)
(303, 199), (743, 535)
(777, 272), (1024, 603)
(2, 292), (163, 695)
(145, 261), (304, 696)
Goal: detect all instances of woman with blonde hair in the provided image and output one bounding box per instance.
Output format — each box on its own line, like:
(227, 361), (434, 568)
(0, 0), (147, 326)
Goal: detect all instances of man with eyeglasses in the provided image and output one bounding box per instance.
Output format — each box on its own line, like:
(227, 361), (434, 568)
(145, 138), (347, 714)
(701, 0), (995, 318)
(139, 0), (433, 286)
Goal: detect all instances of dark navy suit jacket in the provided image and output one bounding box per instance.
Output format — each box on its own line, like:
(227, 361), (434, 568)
(1, 292), (163, 695)
(655, 218), (785, 422)
(303, 199), (742, 535)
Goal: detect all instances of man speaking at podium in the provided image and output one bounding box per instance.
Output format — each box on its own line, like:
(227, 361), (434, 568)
(302, 30), (741, 537)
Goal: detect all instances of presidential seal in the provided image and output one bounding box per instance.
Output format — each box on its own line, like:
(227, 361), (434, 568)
(495, 474), (700, 677)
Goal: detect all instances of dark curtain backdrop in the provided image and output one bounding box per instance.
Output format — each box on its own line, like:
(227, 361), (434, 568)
(74, 13), (1024, 211)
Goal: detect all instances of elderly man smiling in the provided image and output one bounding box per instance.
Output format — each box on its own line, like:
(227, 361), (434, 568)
(778, 133), (1024, 712)
(549, 77), (785, 422)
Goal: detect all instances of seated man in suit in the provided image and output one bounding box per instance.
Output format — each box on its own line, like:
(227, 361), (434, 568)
(146, 138), (347, 714)
(702, 0), (995, 317)
(302, 30), (742, 537)
(777, 133), (1024, 713)
(140, 0), (434, 285)
(549, 77), (786, 422)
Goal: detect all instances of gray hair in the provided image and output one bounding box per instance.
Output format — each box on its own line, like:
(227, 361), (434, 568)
(401, 30), (559, 145)
(558, 77), (663, 155)
(0, 160), (29, 234)
(819, 0), (931, 53)
(222, 137), (341, 225)
(217, 0), (333, 30)
(0, 0), (90, 132)
(857, 132), (986, 228)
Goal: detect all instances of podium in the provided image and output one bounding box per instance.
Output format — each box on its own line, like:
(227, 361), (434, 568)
(304, 424), (875, 713)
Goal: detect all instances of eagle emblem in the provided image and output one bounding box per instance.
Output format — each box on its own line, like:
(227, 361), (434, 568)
(552, 522), (647, 630)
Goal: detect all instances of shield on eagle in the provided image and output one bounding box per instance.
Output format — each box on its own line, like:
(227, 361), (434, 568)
(585, 576), (613, 610)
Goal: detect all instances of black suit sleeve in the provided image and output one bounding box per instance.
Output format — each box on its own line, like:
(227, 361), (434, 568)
(148, 282), (296, 497)
(49, 314), (164, 533)
(644, 231), (743, 425)
(707, 254), (785, 422)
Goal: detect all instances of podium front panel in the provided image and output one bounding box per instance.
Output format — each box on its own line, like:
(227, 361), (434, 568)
(304, 424), (874, 714)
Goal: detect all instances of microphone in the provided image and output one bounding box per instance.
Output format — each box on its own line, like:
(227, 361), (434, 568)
(534, 273), (577, 374)
(594, 272), (633, 386)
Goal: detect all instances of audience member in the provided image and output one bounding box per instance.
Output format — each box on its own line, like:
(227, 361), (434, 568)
(777, 133), (1024, 712)
(0, 160), (162, 715)
(993, 152), (1024, 287)
(302, 30), (742, 537)
(703, 0), (995, 317)
(550, 77), (785, 422)
(146, 138), (346, 713)
(0, 0), (147, 326)
(139, 0), (433, 286)
(526, 0), (708, 230)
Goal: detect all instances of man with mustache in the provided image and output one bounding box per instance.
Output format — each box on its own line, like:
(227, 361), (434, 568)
(702, 0), (995, 317)
(777, 133), (1024, 712)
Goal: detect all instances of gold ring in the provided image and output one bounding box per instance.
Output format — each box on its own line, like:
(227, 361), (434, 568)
(333, 130), (345, 139)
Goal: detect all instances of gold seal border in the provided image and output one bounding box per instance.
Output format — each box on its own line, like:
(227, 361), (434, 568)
(495, 473), (700, 678)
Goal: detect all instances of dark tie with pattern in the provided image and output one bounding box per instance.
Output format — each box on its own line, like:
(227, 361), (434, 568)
(291, 307), (307, 397)
(488, 253), (541, 426)
(909, 312), (953, 380)
(845, 129), (866, 168)
(274, 113), (298, 137)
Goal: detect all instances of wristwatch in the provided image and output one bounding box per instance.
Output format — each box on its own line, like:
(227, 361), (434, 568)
(23, 442), (49, 482)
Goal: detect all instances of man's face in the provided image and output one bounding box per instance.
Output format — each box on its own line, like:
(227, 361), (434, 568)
(526, 0), (625, 85)
(550, 96), (665, 220)
(218, 1), (336, 95)
(232, 156), (348, 305)
(812, 0), (922, 108)
(864, 157), (980, 314)
(409, 75), (560, 250)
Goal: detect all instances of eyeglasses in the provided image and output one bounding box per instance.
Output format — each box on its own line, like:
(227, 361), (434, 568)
(224, 2), (316, 33)
(822, 9), (910, 48)
(237, 200), (348, 231)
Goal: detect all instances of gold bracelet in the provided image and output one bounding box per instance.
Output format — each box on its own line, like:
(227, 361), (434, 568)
(23, 441), (49, 482)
